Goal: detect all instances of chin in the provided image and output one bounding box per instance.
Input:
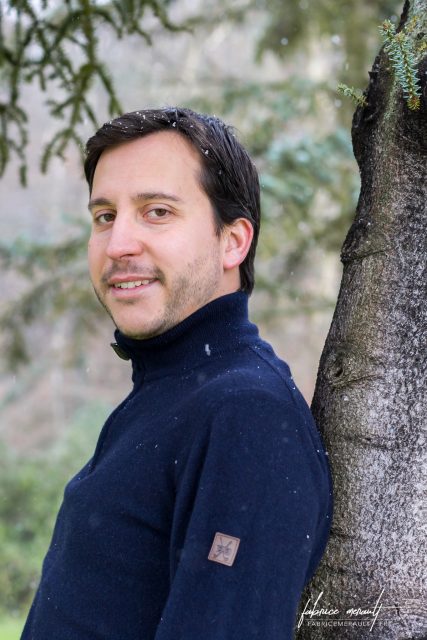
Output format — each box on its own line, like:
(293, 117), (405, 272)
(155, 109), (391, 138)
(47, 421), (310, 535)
(115, 319), (164, 340)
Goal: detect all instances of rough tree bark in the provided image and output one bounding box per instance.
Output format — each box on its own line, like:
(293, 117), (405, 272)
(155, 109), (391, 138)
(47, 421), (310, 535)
(296, 1), (426, 638)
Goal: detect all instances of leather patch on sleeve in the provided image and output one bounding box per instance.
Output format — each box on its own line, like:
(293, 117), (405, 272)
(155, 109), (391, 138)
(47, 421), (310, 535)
(208, 532), (240, 566)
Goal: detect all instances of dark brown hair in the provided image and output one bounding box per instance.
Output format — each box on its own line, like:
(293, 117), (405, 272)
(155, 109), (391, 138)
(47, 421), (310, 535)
(84, 107), (260, 294)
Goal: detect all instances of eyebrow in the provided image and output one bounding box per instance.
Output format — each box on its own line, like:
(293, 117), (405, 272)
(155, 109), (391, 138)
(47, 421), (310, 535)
(88, 191), (183, 212)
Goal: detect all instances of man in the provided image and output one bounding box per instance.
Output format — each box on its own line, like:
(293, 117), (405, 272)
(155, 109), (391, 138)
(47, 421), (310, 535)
(21, 107), (332, 639)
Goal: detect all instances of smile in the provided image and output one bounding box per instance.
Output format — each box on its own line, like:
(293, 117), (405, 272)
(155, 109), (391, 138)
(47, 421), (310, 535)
(113, 280), (156, 289)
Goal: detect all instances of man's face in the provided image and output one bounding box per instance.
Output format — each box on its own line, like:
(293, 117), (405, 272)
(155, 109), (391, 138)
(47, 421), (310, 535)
(88, 131), (231, 339)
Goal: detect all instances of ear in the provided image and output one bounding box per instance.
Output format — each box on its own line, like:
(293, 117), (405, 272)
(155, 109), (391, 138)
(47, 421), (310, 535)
(222, 218), (254, 271)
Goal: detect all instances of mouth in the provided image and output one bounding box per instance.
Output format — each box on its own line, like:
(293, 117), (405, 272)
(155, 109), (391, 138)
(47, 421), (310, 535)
(112, 279), (156, 289)
(109, 279), (159, 297)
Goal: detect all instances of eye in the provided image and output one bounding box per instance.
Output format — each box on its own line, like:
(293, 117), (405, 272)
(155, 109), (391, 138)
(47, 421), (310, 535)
(94, 211), (115, 224)
(146, 207), (170, 220)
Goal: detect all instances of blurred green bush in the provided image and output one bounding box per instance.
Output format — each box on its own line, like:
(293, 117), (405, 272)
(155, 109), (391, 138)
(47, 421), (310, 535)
(0, 402), (110, 617)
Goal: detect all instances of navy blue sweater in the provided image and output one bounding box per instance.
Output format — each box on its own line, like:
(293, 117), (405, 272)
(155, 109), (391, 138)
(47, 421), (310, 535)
(22, 291), (332, 640)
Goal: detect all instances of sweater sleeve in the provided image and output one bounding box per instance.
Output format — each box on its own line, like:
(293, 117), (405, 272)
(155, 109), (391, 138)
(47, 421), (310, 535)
(153, 389), (332, 640)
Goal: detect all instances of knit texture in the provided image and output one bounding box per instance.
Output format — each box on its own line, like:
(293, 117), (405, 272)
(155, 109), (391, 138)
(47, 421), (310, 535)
(21, 291), (333, 640)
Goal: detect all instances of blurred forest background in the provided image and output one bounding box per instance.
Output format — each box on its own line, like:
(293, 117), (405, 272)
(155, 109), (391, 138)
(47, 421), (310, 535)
(0, 0), (401, 636)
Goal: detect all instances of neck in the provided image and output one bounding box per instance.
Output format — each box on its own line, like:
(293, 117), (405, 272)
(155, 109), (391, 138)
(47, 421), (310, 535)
(111, 291), (259, 382)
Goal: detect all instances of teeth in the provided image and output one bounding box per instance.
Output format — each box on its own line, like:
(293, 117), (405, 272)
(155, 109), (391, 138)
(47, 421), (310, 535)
(114, 280), (153, 289)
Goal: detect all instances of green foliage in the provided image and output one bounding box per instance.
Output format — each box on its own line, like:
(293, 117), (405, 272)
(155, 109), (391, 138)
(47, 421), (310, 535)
(379, 18), (422, 110)
(0, 616), (25, 640)
(0, 222), (99, 369)
(0, 402), (110, 616)
(0, 0), (184, 183)
(0, 448), (62, 615)
(257, 128), (358, 299)
(254, 0), (400, 122)
(256, 0), (400, 58)
(337, 83), (368, 107)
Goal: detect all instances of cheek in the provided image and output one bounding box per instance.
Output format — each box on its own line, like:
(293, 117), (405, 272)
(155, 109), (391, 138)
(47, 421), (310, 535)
(178, 224), (217, 256)
(87, 236), (104, 273)
(155, 234), (193, 263)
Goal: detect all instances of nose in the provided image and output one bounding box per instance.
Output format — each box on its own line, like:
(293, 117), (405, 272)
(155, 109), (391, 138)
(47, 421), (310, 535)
(105, 212), (143, 261)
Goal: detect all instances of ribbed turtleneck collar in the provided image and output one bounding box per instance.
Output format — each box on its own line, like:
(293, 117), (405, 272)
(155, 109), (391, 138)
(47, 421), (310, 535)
(110, 291), (260, 381)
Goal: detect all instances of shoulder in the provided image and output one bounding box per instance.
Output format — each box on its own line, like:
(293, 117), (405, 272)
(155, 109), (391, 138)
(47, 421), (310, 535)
(188, 381), (303, 451)
(192, 341), (297, 410)
(178, 383), (329, 507)
(184, 362), (326, 471)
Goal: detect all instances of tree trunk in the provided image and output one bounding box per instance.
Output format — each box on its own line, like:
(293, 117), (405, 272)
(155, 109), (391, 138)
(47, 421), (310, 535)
(296, 1), (427, 638)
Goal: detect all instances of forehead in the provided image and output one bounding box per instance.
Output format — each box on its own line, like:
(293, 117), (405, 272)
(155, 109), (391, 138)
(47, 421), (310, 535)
(92, 131), (203, 192)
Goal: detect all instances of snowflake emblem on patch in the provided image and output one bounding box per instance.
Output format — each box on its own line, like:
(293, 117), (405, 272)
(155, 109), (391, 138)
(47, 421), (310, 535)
(208, 532), (240, 566)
